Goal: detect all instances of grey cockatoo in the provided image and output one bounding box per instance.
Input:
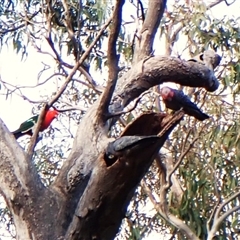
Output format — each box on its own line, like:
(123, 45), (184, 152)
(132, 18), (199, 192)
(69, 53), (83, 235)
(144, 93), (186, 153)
(160, 86), (209, 121)
(188, 50), (221, 71)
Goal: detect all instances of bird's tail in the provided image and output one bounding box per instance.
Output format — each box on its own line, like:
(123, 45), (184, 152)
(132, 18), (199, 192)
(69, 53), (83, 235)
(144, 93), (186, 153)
(12, 130), (32, 139)
(196, 112), (210, 121)
(12, 131), (24, 139)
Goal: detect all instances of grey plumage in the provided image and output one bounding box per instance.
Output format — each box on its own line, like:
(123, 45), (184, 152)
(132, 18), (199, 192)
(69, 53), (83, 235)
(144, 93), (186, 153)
(188, 50), (221, 71)
(160, 86), (209, 121)
(105, 135), (160, 166)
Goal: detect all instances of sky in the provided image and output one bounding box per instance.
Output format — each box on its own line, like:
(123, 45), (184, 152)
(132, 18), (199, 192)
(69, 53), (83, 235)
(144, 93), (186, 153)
(0, 0), (240, 239)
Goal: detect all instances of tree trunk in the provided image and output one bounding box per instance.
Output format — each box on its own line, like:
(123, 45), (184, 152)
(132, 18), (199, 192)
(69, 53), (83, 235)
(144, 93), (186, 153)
(0, 0), (221, 238)
(0, 53), (219, 238)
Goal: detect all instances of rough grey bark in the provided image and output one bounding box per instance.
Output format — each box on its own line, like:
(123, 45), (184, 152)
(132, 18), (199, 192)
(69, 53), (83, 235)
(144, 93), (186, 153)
(0, 121), (63, 239)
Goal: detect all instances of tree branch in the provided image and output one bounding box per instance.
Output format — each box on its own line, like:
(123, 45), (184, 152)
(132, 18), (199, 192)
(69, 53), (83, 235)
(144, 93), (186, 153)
(27, 104), (48, 157)
(207, 191), (240, 240)
(110, 55), (220, 116)
(132, 0), (167, 63)
(0, 10), (40, 35)
(207, 0), (226, 8)
(165, 132), (200, 189)
(62, 0), (79, 60)
(142, 182), (200, 240)
(214, 191), (240, 220)
(97, 0), (125, 123)
(27, 15), (112, 155)
(47, 15), (113, 108)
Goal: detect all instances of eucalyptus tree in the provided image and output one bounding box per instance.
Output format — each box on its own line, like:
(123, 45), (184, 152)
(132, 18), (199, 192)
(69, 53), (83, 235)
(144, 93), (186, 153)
(0, 0), (239, 239)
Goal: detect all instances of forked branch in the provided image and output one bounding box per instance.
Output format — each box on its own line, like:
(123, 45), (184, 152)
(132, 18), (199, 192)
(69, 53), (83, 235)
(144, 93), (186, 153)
(207, 190), (240, 240)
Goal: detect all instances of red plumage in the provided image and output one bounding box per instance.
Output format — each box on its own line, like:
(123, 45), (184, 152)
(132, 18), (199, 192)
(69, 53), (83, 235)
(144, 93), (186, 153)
(12, 109), (59, 139)
(41, 110), (59, 131)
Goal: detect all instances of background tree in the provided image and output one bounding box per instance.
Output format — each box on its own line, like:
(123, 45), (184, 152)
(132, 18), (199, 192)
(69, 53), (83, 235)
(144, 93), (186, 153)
(0, 0), (239, 239)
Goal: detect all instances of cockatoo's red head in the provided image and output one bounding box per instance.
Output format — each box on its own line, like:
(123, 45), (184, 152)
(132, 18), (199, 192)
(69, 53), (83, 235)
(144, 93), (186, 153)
(160, 87), (174, 100)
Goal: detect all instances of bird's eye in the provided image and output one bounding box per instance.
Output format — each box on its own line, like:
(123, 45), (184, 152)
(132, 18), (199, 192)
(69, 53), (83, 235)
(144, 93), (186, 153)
(108, 154), (115, 159)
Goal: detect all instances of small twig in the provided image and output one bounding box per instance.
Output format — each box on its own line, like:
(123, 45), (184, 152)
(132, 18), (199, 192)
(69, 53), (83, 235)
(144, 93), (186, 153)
(181, 128), (193, 152)
(106, 90), (151, 118)
(55, 107), (87, 113)
(165, 126), (205, 190)
(206, 163), (222, 232)
(0, 73), (63, 92)
(0, 81), (48, 103)
(207, 0), (226, 8)
(138, 0), (145, 22)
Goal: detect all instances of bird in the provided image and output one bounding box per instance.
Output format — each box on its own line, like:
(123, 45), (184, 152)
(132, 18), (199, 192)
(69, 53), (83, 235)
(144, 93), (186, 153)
(12, 109), (59, 139)
(104, 135), (161, 166)
(160, 86), (209, 121)
(188, 50), (221, 71)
